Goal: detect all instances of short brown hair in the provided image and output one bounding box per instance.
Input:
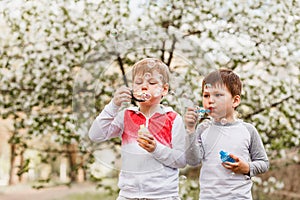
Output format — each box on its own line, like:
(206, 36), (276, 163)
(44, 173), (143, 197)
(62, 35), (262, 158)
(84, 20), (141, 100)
(131, 58), (170, 84)
(202, 68), (242, 97)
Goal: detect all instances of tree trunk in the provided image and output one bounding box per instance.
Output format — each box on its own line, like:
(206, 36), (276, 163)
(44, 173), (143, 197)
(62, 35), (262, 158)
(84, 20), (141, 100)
(8, 143), (19, 185)
(76, 156), (85, 182)
(19, 150), (26, 183)
(67, 144), (78, 182)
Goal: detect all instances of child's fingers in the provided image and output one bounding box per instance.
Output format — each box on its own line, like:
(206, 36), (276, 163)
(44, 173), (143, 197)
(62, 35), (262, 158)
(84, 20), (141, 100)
(142, 133), (154, 140)
(138, 135), (155, 145)
(116, 86), (131, 95)
(225, 162), (238, 167)
(185, 109), (198, 129)
(118, 87), (132, 98)
(222, 162), (238, 171)
(186, 107), (196, 112)
(229, 154), (239, 162)
(113, 86), (132, 106)
(137, 138), (148, 145)
(222, 159), (250, 175)
(137, 137), (156, 152)
(185, 108), (197, 118)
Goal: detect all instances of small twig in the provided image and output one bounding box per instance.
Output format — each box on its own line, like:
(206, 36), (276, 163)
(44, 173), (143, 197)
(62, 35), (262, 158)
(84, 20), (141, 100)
(243, 95), (294, 120)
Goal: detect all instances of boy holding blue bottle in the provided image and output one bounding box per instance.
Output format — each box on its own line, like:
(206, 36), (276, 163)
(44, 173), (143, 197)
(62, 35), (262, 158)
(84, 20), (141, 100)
(89, 58), (186, 200)
(184, 68), (269, 199)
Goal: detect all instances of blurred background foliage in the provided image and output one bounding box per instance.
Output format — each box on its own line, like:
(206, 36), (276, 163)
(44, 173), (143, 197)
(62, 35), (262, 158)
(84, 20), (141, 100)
(0, 0), (299, 199)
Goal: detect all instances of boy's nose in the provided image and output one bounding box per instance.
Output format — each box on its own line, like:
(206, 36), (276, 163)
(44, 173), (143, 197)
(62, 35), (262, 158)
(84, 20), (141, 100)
(208, 96), (215, 103)
(141, 84), (148, 90)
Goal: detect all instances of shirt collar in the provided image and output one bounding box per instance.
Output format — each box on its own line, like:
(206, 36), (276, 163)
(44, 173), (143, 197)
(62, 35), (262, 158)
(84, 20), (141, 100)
(127, 105), (174, 115)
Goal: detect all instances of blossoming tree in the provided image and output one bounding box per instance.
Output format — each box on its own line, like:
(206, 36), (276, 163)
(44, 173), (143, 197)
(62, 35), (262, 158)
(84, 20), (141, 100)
(0, 0), (299, 196)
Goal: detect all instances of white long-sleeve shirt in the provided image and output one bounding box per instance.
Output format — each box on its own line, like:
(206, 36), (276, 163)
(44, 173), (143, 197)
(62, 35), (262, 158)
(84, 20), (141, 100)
(185, 120), (269, 200)
(89, 101), (186, 198)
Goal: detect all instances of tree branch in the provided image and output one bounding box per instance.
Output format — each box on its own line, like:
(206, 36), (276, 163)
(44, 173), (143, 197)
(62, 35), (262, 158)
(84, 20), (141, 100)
(27, 147), (89, 154)
(166, 36), (177, 68)
(183, 30), (202, 38)
(243, 95), (294, 120)
(161, 40), (166, 62)
(117, 55), (128, 87)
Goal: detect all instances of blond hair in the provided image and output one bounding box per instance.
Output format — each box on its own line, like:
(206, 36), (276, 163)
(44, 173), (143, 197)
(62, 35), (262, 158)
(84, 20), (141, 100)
(131, 58), (170, 84)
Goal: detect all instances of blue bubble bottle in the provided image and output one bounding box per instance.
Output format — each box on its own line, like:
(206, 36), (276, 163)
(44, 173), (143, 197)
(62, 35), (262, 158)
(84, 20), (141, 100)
(220, 150), (236, 163)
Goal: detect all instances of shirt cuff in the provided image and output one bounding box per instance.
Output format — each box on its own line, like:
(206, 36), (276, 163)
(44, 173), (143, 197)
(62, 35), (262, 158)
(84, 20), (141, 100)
(186, 132), (199, 143)
(107, 100), (121, 113)
(186, 129), (195, 135)
(249, 162), (254, 177)
(151, 142), (165, 158)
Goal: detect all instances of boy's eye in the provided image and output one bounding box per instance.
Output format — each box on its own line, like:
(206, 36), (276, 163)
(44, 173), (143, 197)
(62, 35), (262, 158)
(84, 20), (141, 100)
(215, 93), (223, 97)
(134, 80), (143, 84)
(149, 81), (158, 85)
(203, 94), (209, 98)
(148, 78), (159, 85)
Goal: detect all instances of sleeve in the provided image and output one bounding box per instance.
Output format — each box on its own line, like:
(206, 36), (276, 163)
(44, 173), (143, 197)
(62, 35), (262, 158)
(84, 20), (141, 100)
(151, 114), (186, 168)
(185, 124), (206, 166)
(88, 100), (124, 142)
(246, 123), (270, 177)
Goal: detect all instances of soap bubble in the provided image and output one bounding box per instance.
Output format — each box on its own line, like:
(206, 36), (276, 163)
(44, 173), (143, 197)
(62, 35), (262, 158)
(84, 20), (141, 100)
(179, 93), (194, 109)
(137, 0), (149, 8)
(196, 136), (202, 146)
(147, 59), (156, 68)
(121, 102), (130, 108)
(122, 40), (133, 50)
(169, 90), (175, 96)
(110, 29), (118, 37)
(182, 93), (189, 99)
(162, 101), (168, 106)
(179, 175), (187, 184)
(166, 5), (172, 11)
(143, 72), (152, 79)
(202, 118), (212, 128)
(141, 31), (151, 41)
(204, 83), (212, 89)
(220, 118), (227, 125)
(132, 90), (152, 101)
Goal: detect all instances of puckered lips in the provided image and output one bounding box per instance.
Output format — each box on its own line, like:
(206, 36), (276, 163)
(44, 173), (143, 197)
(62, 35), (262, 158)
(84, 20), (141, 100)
(207, 106), (215, 112)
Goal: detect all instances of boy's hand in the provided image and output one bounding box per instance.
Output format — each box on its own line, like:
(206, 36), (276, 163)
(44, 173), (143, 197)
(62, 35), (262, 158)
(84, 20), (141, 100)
(113, 86), (132, 106)
(221, 154), (250, 175)
(184, 107), (198, 134)
(137, 133), (157, 153)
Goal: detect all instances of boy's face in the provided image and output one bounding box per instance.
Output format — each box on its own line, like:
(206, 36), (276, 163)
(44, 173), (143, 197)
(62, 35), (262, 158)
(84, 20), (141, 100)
(202, 83), (240, 121)
(132, 70), (168, 105)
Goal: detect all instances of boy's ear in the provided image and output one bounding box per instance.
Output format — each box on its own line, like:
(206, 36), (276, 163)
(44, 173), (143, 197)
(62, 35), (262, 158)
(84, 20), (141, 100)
(162, 83), (169, 96)
(232, 95), (241, 108)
